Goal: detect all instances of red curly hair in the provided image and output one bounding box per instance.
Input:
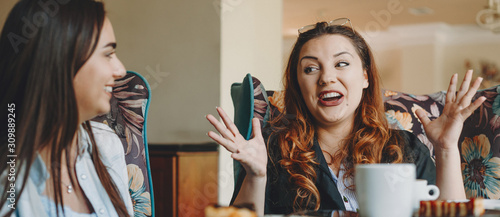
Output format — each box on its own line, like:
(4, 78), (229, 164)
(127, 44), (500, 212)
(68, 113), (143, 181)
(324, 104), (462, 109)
(268, 22), (404, 211)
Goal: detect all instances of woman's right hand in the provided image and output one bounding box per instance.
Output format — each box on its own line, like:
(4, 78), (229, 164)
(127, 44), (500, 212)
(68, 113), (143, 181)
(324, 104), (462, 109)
(206, 107), (268, 178)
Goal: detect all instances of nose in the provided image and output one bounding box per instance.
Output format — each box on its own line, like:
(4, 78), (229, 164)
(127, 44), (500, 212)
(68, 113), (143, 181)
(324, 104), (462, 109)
(113, 56), (126, 79)
(318, 67), (338, 86)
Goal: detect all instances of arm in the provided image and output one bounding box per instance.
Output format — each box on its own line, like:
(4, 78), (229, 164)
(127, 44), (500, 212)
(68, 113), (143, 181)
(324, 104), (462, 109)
(206, 107), (267, 215)
(232, 174), (267, 214)
(415, 70), (486, 200)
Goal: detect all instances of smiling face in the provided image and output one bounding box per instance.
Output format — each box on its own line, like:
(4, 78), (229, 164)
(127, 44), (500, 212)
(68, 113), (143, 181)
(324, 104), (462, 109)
(297, 34), (369, 129)
(73, 17), (126, 123)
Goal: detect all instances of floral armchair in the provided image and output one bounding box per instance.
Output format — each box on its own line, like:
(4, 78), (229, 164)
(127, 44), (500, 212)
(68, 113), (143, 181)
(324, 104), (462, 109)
(92, 71), (154, 217)
(231, 73), (500, 201)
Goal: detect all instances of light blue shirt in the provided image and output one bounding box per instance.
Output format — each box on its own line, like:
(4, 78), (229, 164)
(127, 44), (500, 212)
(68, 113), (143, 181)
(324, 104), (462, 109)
(40, 195), (98, 217)
(328, 166), (359, 212)
(1, 121), (134, 217)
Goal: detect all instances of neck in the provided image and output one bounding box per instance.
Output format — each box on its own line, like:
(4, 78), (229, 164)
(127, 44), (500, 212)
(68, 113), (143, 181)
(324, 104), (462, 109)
(317, 126), (352, 175)
(39, 130), (81, 198)
(316, 119), (353, 154)
(39, 131), (79, 169)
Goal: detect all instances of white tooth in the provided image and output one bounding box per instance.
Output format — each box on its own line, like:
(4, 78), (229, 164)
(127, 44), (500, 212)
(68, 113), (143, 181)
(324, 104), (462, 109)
(104, 86), (112, 93)
(323, 92), (340, 99)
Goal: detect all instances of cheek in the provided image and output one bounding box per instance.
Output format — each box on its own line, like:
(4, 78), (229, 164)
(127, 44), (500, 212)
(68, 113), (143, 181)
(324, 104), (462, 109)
(298, 76), (313, 93)
(298, 81), (312, 102)
(73, 74), (87, 93)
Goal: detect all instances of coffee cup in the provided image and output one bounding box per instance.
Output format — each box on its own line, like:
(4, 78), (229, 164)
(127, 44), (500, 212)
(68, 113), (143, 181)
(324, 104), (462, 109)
(412, 179), (439, 213)
(355, 163), (416, 217)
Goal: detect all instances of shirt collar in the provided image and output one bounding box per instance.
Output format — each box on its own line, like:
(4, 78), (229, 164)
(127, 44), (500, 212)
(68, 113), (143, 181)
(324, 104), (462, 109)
(28, 124), (92, 195)
(29, 154), (50, 194)
(77, 124), (92, 156)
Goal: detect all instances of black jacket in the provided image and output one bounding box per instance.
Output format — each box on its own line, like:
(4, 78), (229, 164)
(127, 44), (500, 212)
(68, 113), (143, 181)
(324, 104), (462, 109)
(231, 130), (436, 215)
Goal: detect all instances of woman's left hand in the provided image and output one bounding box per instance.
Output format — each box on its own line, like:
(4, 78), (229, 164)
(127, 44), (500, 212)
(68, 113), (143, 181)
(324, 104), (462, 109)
(415, 70), (486, 150)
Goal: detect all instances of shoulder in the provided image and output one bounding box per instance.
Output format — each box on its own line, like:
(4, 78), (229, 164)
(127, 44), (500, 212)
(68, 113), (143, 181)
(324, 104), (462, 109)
(392, 130), (436, 183)
(88, 121), (124, 162)
(89, 121), (118, 138)
(0, 159), (47, 217)
(395, 130), (431, 155)
(87, 122), (133, 213)
(89, 121), (122, 149)
(384, 130), (431, 164)
(263, 127), (282, 160)
(392, 130), (436, 172)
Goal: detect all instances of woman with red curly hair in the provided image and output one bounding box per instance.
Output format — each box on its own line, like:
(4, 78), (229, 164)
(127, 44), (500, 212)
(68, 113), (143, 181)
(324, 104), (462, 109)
(206, 18), (485, 215)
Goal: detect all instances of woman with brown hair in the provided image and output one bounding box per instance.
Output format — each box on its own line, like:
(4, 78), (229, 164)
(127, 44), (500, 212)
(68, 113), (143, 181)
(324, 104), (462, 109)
(206, 18), (485, 215)
(0, 0), (133, 216)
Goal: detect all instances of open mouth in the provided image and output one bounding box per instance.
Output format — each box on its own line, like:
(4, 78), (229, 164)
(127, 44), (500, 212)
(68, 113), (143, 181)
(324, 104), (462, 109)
(319, 91), (344, 106)
(104, 86), (112, 93)
(321, 92), (342, 101)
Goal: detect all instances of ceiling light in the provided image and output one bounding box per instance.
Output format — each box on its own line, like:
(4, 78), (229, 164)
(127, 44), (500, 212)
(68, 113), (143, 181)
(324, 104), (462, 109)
(408, 7), (434, 16)
(476, 0), (500, 33)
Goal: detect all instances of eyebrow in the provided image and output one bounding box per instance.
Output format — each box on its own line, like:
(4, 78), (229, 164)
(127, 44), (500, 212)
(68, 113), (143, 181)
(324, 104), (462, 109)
(334, 51), (353, 57)
(299, 51), (354, 63)
(103, 42), (117, 49)
(300, 56), (318, 62)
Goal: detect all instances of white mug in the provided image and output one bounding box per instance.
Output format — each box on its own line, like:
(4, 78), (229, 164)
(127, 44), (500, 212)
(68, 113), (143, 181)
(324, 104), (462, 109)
(412, 179), (439, 213)
(355, 164), (416, 217)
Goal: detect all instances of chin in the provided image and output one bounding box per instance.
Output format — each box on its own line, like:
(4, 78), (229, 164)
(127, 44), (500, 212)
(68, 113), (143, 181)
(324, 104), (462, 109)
(95, 103), (111, 116)
(99, 106), (111, 115)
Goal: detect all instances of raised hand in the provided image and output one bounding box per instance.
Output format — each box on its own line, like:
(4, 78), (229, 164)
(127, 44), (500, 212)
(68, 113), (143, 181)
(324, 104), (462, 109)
(206, 107), (267, 177)
(415, 70), (486, 150)
(414, 70), (485, 200)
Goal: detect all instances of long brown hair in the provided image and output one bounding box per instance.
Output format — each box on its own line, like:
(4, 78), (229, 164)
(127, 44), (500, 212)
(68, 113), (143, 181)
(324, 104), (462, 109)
(0, 0), (129, 216)
(268, 22), (403, 211)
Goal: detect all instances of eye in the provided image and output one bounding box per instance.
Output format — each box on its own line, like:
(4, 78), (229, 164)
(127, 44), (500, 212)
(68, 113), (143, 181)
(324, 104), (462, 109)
(336, 61), (349, 68)
(304, 66), (319, 74)
(105, 50), (116, 59)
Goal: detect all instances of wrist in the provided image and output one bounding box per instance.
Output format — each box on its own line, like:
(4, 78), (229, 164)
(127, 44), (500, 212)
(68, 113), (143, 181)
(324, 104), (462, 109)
(246, 174), (267, 183)
(433, 143), (460, 154)
(434, 146), (461, 164)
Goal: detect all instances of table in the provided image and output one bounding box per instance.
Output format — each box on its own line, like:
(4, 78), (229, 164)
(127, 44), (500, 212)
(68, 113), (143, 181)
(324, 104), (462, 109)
(264, 209), (500, 217)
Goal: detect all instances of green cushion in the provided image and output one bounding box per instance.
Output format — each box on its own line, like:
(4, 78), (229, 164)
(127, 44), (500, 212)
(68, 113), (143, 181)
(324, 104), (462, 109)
(231, 73), (254, 140)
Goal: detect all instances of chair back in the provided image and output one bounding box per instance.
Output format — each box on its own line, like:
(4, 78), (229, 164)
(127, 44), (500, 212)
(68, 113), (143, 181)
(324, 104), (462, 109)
(92, 71), (155, 216)
(381, 87), (500, 199)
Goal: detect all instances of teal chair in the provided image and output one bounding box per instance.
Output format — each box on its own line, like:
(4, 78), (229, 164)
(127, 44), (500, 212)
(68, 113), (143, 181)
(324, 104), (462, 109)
(92, 71), (155, 216)
(230, 73), (270, 203)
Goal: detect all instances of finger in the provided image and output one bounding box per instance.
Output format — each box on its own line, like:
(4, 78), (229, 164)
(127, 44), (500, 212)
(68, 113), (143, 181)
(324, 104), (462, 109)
(251, 118), (264, 140)
(216, 107), (242, 138)
(415, 109), (431, 127)
(461, 96), (486, 118)
(446, 73), (458, 104)
(456, 70), (473, 100)
(459, 77), (483, 107)
(207, 131), (238, 153)
(206, 114), (236, 141)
